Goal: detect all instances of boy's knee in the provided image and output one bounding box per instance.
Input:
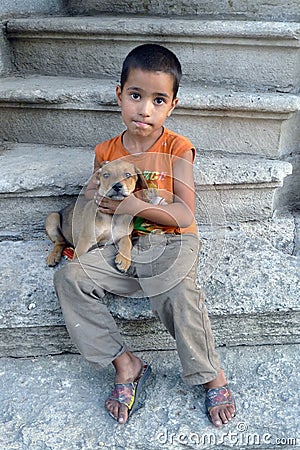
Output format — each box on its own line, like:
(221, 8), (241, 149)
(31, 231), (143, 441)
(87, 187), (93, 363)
(54, 262), (105, 300)
(53, 263), (81, 289)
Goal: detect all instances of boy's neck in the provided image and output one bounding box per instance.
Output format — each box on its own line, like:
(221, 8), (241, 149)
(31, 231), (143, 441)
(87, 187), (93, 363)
(122, 127), (164, 154)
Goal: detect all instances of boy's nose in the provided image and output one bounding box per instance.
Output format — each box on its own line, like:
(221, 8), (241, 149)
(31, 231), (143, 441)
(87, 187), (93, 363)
(139, 99), (152, 117)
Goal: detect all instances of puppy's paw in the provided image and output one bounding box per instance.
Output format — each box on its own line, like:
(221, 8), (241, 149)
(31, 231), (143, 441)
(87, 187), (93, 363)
(46, 252), (61, 267)
(115, 253), (131, 273)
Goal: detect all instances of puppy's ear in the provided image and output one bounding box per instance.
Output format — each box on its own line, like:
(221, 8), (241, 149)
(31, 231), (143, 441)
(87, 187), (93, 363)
(135, 167), (148, 191)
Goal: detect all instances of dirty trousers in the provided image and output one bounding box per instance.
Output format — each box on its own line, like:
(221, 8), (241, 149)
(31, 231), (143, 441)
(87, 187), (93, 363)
(54, 233), (220, 386)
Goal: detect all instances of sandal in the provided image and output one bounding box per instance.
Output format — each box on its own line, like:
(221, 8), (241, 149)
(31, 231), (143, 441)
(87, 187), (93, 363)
(205, 385), (236, 425)
(106, 361), (152, 422)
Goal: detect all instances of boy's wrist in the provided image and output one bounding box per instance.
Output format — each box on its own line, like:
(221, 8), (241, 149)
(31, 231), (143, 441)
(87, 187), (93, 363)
(85, 189), (96, 200)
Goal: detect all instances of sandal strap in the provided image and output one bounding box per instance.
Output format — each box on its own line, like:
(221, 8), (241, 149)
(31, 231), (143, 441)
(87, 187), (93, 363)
(205, 385), (234, 412)
(107, 362), (150, 411)
(109, 382), (137, 410)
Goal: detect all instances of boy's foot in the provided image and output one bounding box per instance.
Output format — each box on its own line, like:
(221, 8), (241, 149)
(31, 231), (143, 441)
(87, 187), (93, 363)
(203, 369), (236, 427)
(105, 353), (151, 424)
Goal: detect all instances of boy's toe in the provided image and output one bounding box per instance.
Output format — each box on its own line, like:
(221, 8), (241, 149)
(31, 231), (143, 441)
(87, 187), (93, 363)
(209, 407), (223, 427)
(205, 385), (236, 427)
(117, 403), (129, 424)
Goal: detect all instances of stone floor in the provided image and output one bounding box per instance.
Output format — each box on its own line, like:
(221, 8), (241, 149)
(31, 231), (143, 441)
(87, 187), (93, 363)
(0, 344), (299, 450)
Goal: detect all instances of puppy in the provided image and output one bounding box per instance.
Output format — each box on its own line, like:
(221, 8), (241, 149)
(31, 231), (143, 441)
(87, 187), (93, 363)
(46, 159), (147, 272)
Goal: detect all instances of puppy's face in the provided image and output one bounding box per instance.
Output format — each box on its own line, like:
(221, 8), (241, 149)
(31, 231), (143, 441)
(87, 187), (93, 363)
(96, 160), (142, 200)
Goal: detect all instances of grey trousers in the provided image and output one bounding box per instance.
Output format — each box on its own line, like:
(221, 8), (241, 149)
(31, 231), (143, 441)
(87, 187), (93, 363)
(54, 233), (220, 386)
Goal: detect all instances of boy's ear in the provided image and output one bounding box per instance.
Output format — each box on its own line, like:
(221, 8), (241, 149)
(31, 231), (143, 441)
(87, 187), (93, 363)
(116, 85), (122, 107)
(167, 97), (179, 117)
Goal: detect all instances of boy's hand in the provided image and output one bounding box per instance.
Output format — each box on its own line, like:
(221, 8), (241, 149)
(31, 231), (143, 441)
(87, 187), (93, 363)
(94, 194), (135, 216)
(93, 192), (114, 214)
(95, 196), (119, 214)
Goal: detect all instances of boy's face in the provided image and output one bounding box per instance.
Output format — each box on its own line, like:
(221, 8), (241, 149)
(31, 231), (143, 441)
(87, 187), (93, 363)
(116, 68), (178, 141)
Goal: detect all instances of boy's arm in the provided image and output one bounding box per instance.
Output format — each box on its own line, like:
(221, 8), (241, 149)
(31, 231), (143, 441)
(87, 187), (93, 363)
(172, 149), (195, 224)
(98, 150), (195, 229)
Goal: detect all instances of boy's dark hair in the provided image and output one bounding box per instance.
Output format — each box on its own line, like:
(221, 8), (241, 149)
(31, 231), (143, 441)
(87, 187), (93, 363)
(120, 44), (182, 99)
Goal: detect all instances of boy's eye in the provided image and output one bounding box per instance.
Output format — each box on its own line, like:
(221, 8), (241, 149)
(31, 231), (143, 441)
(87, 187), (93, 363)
(154, 97), (165, 105)
(131, 93), (140, 100)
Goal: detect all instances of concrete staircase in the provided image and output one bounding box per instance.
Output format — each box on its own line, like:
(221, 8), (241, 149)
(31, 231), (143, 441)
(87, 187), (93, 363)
(0, 1), (299, 360)
(0, 2), (300, 449)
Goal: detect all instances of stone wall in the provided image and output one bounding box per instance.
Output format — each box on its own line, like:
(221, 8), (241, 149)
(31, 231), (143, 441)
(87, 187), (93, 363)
(0, 0), (65, 18)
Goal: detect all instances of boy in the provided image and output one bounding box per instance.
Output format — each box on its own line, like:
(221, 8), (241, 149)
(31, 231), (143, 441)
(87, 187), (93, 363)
(54, 44), (235, 427)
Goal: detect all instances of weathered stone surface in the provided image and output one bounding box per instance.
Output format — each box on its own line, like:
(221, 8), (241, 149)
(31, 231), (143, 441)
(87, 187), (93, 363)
(0, 76), (299, 155)
(0, 143), (292, 237)
(239, 211), (296, 255)
(0, 144), (292, 197)
(294, 209), (300, 256)
(199, 231), (300, 314)
(0, 0), (64, 18)
(0, 229), (299, 356)
(2, 310), (300, 358)
(1, 76), (299, 113)
(195, 150), (292, 186)
(0, 143), (94, 238)
(0, 143), (94, 196)
(0, 344), (299, 449)
(6, 17), (300, 91)
(278, 151), (300, 209)
(0, 196), (75, 240)
(0, 24), (11, 76)
(67, 0), (300, 22)
(194, 150), (292, 223)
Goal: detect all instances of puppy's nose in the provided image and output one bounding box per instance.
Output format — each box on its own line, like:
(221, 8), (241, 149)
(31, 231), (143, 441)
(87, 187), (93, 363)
(112, 182), (123, 192)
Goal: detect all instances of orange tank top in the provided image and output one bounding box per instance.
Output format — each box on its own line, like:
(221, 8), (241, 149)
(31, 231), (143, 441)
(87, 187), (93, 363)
(94, 127), (198, 236)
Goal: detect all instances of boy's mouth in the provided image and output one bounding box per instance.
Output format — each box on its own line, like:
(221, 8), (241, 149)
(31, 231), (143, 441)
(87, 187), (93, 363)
(133, 120), (151, 129)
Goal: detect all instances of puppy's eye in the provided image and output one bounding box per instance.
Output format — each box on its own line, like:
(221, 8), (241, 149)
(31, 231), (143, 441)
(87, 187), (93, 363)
(102, 172), (110, 179)
(125, 173), (132, 178)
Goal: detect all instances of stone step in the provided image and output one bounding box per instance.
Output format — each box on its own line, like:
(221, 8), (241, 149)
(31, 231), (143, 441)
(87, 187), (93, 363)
(0, 75), (299, 157)
(0, 230), (299, 357)
(0, 344), (299, 449)
(6, 16), (300, 92)
(0, 0), (64, 18)
(0, 142), (292, 238)
(66, 0), (300, 22)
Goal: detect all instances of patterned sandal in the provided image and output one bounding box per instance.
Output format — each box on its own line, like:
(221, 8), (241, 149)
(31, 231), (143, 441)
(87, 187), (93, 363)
(106, 361), (152, 422)
(205, 385), (236, 426)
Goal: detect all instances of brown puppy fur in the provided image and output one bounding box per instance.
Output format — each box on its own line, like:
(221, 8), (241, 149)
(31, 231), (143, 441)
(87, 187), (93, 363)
(46, 159), (147, 272)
